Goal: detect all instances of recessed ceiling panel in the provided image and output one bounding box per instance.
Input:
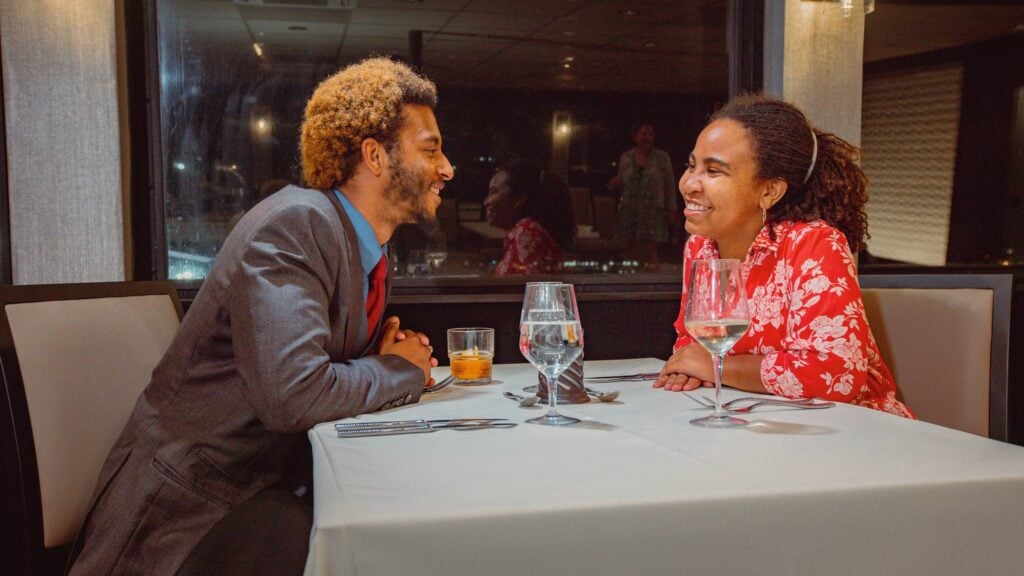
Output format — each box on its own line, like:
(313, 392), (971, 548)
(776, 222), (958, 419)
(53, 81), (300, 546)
(348, 6), (455, 27)
(463, 0), (581, 18)
(442, 11), (556, 35)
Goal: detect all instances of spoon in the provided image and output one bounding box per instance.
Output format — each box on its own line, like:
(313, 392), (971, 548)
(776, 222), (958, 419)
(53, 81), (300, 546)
(585, 387), (620, 402)
(503, 391), (539, 407)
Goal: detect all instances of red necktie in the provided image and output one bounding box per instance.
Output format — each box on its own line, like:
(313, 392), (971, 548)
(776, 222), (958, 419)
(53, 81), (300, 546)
(365, 254), (387, 339)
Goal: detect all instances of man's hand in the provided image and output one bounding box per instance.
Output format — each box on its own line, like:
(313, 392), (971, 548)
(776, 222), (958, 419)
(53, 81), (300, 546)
(653, 343), (714, 392)
(378, 316), (438, 386)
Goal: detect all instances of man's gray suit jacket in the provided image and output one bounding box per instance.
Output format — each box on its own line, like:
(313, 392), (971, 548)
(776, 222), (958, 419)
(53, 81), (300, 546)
(68, 185), (424, 575)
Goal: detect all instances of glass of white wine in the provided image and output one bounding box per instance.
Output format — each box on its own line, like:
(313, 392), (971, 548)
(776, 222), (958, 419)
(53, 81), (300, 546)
(519, 282), (584, 426)
(685, 259), (751, 428)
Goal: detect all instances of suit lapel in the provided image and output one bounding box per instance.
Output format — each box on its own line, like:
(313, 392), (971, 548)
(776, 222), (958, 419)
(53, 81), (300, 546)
(323, 190), (370, 357)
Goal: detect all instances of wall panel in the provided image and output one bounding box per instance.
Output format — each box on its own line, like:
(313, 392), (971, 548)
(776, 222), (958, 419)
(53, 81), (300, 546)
(0, 0), (124, 284)
(862, 64), (962, 265)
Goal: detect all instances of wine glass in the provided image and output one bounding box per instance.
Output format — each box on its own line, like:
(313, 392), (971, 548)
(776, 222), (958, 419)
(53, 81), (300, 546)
(685, 259), (751, 428)
(424, 231), (448, 273)
(519, 282), (584, 426)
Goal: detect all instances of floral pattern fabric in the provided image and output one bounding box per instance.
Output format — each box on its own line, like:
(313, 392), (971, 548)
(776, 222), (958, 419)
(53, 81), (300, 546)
(672, 220), (915, 418)
(495, 217), (563, 276)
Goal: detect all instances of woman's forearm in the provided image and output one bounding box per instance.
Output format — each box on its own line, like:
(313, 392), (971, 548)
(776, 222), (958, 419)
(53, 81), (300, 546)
(722, 354), (768, 393)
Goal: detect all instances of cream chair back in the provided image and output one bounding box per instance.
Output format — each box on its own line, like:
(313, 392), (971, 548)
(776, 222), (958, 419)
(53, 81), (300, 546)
(859, 274), (1011, 440)
(0, 281), (182, 574)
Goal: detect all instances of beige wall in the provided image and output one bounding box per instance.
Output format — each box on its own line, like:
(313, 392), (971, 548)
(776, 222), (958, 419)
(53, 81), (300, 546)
(1, 0), (125, 284)
(764, 0), (866, 145)
(861, 64), (962, 265)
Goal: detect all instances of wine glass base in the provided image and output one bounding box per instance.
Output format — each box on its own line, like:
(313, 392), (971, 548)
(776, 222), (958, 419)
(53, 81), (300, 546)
(526, 413), (581, 426)
(690, 413), (748, 428)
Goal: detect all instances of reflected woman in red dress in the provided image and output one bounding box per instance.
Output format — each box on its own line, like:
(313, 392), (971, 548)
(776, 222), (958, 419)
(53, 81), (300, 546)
(484, 159), (575, 276)
(656, 94), (914, 418)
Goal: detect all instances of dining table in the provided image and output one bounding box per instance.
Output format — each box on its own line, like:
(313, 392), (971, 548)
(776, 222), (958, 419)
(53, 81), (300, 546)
(304, 358), (1024, 576)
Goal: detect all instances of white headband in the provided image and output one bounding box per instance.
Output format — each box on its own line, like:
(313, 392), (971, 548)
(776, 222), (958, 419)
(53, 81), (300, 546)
(803, 129), (818, 185)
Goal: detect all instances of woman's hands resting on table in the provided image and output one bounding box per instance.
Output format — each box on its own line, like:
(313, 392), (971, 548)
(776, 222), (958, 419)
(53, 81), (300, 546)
(654, 343), (769, 394)
(379, 316), (438, 387)
(654, 343), (714, 391)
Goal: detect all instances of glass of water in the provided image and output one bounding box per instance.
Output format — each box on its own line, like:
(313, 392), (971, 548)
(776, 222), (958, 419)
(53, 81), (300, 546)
(519, 282), (584, 426)
(685, 259), (751, 428)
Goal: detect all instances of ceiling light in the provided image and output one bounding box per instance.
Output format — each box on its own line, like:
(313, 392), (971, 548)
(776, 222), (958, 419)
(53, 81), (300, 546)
(563, 63), (571, 69)
(619, 9), (639, 18)
(553, 111), (572, 137)
(252, 43), (263, 57)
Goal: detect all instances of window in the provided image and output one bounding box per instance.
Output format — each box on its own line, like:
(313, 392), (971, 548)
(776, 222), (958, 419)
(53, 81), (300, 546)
(142, 0), (736, 283)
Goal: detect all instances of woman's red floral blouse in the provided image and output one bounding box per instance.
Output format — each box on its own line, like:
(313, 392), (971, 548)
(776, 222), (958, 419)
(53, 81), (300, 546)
(495, 217), (564, 276)
(673, 220), (915, 418)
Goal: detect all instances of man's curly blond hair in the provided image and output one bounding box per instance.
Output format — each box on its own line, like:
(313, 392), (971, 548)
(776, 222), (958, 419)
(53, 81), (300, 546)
(300, 57), (437, 190)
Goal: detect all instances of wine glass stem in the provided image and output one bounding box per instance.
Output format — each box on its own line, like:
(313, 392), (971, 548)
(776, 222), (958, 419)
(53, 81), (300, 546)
(711, 352), (726, 418)
(546, 371), (561, 417)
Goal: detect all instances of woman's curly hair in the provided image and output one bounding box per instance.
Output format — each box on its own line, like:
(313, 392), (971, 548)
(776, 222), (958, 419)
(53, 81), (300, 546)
(301, 57), (437, 190)
(710, 94), (870, 253)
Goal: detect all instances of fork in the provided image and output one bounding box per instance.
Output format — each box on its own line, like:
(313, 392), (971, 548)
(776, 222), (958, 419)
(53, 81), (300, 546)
(724, 399), (834, 413)
(423, 375), (455, 394)
(689, 394), (833, 413)
(718, 396), (816, 409)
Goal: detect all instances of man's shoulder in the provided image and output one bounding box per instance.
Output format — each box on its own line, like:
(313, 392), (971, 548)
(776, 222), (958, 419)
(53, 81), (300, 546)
(244, 185), (340, 227)
(224, 185), (351, 254)
(263, 185), (332, 211)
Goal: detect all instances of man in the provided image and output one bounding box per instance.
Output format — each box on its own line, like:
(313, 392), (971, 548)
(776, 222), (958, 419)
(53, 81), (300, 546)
(68, 58), (453, 575)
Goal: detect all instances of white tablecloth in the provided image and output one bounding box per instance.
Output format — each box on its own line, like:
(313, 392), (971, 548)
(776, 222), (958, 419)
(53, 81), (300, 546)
(305, 358), (1024, 576)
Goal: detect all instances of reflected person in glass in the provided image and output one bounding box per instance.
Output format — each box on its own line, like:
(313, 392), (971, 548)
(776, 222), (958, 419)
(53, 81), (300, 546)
(484, 159), (576, 275)
(68, 58), (453, 576)
(608, 123), (677, 269)
(655, 94), (914, 419)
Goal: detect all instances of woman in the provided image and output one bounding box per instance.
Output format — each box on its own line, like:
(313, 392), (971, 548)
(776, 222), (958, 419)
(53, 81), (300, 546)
(484, 159), (575, 276)
(609, 123), (676, 267)
(655, 94), (913, 418)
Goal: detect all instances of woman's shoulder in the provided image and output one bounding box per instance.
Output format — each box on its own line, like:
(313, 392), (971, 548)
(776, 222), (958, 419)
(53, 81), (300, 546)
(777, 220), (844, 242)
(518, 217), (557, 237)
(775, 220), (854, 261)
(684, 234), (718, 259)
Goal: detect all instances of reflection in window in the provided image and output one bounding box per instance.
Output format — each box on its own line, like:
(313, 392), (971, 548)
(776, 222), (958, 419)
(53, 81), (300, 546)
(154, 0), (730, 280)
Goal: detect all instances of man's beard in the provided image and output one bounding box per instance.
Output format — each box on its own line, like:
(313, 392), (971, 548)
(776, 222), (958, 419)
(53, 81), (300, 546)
(384, 149), (440, 236)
